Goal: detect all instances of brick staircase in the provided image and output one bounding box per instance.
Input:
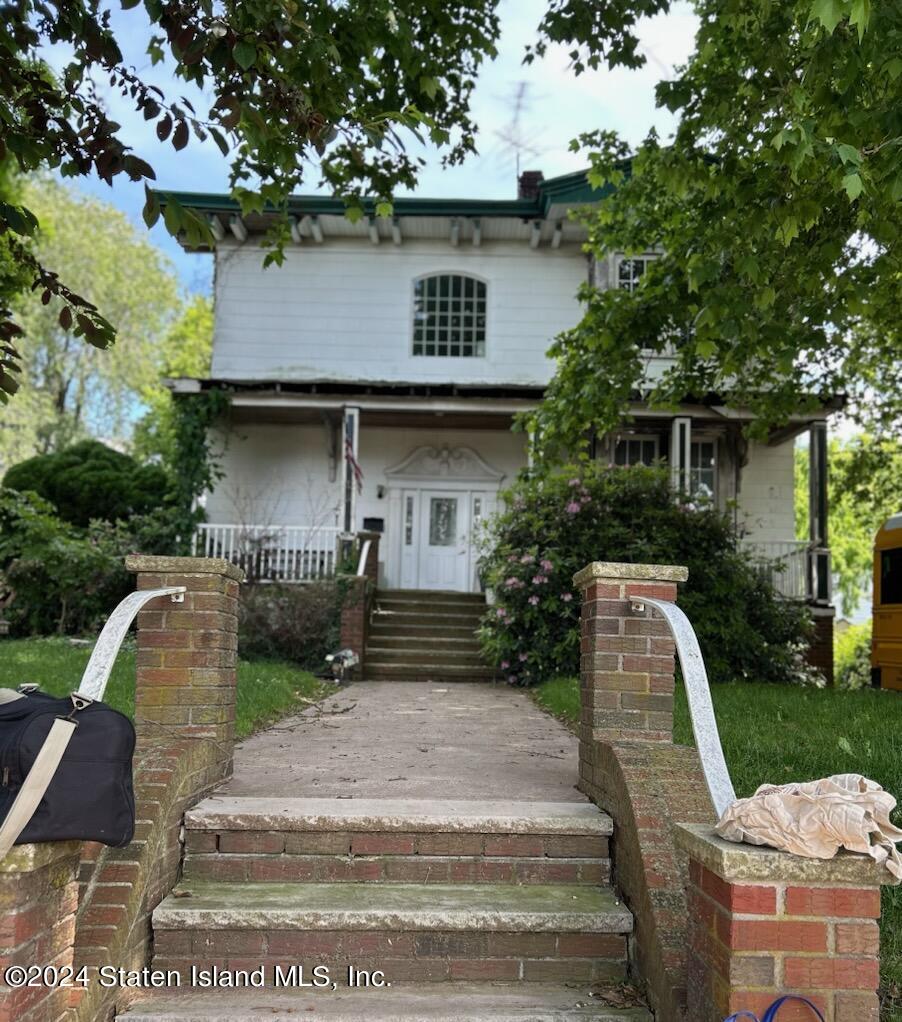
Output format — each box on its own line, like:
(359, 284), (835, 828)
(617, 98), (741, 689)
(365, 589), (498, 681)
(118, 796), (648, 1021)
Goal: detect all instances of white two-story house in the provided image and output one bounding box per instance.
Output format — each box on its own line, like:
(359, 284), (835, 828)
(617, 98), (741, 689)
(163, 169), (837, 675)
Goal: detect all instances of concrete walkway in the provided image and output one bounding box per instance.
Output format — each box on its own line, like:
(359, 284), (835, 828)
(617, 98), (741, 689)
(222, 681), (584, 802)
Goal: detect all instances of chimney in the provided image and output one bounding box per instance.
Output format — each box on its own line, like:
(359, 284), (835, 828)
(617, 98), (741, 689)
(517, 170), (544, 200)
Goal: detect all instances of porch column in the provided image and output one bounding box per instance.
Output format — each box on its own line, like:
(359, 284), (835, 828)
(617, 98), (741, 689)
(341, 405), (361, 536)
(808, 420), (830, 604)
(670, 416), (691, 494)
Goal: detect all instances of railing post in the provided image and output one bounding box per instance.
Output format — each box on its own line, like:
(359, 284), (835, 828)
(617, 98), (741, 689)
(573, 560), (688, 754)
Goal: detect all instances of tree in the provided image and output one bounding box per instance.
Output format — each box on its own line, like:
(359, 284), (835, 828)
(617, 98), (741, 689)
(526, 0), (902, 457)
(3, 438), (169, 528)
(132, 294), (213, 466)
(795, 435), (902, 615)
(0, 0), (501, 397)
(0, 178), (181, 470)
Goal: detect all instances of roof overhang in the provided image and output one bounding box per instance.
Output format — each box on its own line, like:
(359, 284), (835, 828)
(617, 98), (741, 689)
(155, 168), (611, 252)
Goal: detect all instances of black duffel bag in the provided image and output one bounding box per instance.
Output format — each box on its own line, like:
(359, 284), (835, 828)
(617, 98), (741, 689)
(0, 687), (135, 849)
(0, 582), (185, 860)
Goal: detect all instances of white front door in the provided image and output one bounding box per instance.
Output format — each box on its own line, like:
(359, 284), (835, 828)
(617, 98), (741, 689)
(417, 489), (470, 591)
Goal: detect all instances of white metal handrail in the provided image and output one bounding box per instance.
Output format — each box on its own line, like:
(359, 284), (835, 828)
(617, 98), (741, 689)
(79, 588), (185, 702)
(194, 524), (342, 583)
(356, 538), (372, 577)
(630, 596), (736, 817)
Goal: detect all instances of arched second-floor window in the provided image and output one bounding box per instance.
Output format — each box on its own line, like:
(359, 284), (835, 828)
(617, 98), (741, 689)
(412, 273), (487, 357)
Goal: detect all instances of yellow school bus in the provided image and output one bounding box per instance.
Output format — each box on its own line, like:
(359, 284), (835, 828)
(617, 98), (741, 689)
(872, 511), (902, 691)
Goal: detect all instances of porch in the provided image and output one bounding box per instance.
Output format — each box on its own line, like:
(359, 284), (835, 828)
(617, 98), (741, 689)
(193, 524), (827, 602)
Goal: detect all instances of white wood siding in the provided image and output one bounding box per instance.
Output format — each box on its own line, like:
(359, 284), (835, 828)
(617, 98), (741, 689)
(212, 241), (587, 386)
(737, 439), (798, 544)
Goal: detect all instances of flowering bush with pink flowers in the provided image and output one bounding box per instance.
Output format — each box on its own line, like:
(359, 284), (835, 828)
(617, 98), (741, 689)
(477, 463), (813, 686)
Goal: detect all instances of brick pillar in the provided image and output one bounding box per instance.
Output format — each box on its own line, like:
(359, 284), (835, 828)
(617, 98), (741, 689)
(0, 842), (81, 1022)
(336, 532), (379, 671)
(573, 561), (688, 753)
(339, 577), (368, 663)
(677, 824), (885, 1022)
(809, 607), (835, 685)
(126, 555), (243, 783)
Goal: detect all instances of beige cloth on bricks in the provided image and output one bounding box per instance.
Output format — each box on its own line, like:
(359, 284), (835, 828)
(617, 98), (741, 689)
(716, 773), (902, 882)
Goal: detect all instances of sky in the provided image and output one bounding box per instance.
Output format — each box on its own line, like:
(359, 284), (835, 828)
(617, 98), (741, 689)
(47, 0), (699, 294)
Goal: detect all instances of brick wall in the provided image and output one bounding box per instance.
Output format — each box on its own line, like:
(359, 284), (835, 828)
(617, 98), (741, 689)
(678, 823), (886, 1022)
(0, 842), (80, 1022)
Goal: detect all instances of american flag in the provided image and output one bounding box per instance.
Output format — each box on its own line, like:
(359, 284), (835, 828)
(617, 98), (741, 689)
(345, 436), (364, 494)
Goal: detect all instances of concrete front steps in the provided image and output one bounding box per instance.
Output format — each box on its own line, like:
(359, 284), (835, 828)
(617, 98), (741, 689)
(366, 590), (497, 682)
(120, 985), (652, 1021)
(119, 797), (644, 1019)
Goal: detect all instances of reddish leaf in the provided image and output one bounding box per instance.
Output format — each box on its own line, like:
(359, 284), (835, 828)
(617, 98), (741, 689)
(172, 120), (189, 151)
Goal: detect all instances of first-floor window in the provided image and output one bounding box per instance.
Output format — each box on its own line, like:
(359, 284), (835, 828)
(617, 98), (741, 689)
(689, 439), (716, 498)
(614, 435), (659, 467)
(412, 273), (486, 357)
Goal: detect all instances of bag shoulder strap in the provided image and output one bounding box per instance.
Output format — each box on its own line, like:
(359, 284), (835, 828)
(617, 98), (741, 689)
(0, 718), (77, 861)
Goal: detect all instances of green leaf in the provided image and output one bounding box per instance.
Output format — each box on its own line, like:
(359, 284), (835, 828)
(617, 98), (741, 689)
(419, 76), (439, 100)
(891, 174), (902, 202)
(163, 197), (183, 236)
(232, 41), (256, 70)
(836, 143), (861, 166)
(779, 216), (799, 246)
(120, 0), (141, 8)
(695, 338), (717, 358)
(842, 172), (863, 200)
(0, 201), (38, 236)
(849, 0), (870, 39)
(375, 200), (393, 218)
(810, 0), (843, 33)
(142, 185), (160, 228)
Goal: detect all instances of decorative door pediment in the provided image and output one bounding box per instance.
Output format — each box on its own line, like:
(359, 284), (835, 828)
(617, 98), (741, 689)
(385, 444), (505, 484)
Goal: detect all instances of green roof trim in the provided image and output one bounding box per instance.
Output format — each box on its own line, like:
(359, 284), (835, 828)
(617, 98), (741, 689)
(154, 168), (613, 221)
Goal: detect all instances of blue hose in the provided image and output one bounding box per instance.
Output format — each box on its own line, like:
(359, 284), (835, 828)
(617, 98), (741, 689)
(724, 995), (826, 1022)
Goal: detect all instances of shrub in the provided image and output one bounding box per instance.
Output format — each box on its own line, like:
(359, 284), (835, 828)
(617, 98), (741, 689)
(478, 463), (815, 686)
(3, 439), (170, 527)
(835, 621), (872, 689)
(238, 582), (344, 670)
(0, 489), (180, 636)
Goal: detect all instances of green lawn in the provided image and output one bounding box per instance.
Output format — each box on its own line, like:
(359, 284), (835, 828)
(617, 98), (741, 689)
(0, 636), (328, 739)
(532, 675), (902, 1018)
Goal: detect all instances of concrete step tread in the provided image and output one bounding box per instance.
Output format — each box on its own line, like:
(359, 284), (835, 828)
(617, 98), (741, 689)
(153, 882), (632, 933)
(365, 663), (497, 673)
(186, 798), (611, 836)
(118, 983), (651, 1021)
(366, 637), (483, 646)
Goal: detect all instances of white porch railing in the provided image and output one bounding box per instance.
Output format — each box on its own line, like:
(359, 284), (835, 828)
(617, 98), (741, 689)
(741, 539), (810, 600)
(194, 524), (343, 582)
